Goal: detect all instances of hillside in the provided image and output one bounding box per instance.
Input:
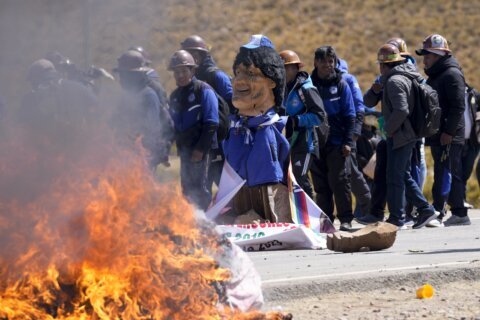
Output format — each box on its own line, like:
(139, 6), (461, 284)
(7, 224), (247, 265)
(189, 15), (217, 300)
(1, 0), (479, 205)
(2, 0), (480, 95)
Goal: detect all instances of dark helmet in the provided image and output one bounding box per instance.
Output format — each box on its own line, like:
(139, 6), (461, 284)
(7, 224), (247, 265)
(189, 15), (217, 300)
(415, 34), (451, 56)
(168, 50), (197, 71)
(180, 35), (209, 52)
(377, 44), (406, 64)
(27, 59), (57, 86)
(45, 51), (70, 67)
(114, 50), (148, 72)
(387, 38), (411, 57)
(128, 46), (152, 65)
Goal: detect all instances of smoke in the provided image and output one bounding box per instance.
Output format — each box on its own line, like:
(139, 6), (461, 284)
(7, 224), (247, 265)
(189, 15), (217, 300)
(0, 0), (179, 280)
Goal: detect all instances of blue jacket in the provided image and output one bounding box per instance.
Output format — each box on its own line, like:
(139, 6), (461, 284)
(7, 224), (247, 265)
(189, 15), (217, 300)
(112, 86), (163, 157)
(223, 108), (290, 186)
(169, 78), (219, 153)
(337, 59), (365, 136)
(284, 71), (326, 154)
(196, 56), (233, 111)
(311, 69), (356, 147)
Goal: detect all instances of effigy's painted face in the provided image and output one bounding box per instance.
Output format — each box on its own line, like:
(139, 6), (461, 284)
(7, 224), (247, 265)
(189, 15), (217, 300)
(232, 63), (276, 116)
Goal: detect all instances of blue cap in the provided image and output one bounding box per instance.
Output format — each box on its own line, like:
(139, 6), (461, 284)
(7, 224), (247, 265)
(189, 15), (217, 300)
(242, 34), (275, 49)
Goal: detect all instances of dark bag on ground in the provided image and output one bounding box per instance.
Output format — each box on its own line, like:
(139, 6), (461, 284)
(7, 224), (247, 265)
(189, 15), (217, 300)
(193, 80), (230, 141)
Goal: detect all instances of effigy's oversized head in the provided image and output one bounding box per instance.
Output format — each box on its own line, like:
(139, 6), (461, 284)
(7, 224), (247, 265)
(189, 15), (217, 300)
(232, 35), (285, 116)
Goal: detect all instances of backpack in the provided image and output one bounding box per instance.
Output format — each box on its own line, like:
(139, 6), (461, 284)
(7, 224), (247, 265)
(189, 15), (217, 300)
(200, 66), (236, 114)
(390, 73), (441, 138)
(297, 86), (330, 149)
(192, 80), (230, 141)
(466, 84), (480, 144)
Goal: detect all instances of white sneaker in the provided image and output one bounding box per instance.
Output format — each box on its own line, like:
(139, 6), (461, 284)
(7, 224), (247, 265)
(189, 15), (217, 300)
(426, 218), (444, 228)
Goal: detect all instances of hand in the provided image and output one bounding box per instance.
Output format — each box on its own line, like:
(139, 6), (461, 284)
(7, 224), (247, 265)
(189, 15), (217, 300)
(342, 144), (351, 157)
(440, 133), (453, 146)
(372, 83), (383, 94)
(191, 149), (204, 162)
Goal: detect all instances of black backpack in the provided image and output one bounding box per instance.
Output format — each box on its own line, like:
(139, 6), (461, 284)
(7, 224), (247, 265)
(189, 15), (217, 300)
(388, 73), (441, 138)
(192, 80), (230, 141)
(466, 84), (480, 144)
(199, 66), (236, 114)
(297, 86), (330, 150)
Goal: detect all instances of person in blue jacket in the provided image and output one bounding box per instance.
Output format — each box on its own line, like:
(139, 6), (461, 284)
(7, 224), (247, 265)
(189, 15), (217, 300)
(220, 35), (292, 224)
(112, 50), (169, 172)
(310, 45), (356, 231)
(280, 49), (327, 198)
(180, 35), (233, 196)
(337, 57), (372, 218)
(168, 50), (219, 211)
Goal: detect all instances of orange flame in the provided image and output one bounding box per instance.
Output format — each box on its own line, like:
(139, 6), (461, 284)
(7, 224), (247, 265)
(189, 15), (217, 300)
(0, 110), (291, 319)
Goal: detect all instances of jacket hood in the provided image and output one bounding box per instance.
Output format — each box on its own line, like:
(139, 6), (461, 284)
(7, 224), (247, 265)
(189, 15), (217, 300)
(336, 58), (349, 73)
(288, 70), (309, 88)
(425, 55), (462, 77)
(381, 62), (423, 85)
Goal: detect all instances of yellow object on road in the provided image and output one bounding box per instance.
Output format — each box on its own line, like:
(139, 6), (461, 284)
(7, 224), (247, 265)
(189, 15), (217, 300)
(416, 284), (435, 299)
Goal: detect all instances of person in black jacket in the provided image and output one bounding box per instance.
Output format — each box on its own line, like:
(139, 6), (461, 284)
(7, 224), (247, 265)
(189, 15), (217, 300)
(280, 50), (327, 198)
(416, 34), (469, 226)
(310, 46), (356, 231)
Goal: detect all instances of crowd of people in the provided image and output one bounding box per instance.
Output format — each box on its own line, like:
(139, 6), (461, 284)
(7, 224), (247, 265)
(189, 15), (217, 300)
(10, 33), (480, 232)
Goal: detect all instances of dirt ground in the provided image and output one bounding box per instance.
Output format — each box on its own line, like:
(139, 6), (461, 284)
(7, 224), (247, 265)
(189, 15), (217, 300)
(264, 268), (480, 319)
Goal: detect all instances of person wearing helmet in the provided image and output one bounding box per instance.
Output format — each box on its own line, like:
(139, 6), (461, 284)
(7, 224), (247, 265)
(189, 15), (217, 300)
(112, 50), (171, 172)
(375, 43), (437, 229)
(128, 45), (170, 109)
(218, 35), (291, 224)
(180, 35), (233, 196)
(309, 45), (356, 231)
(416, 34), (469, 226)
(18, 59), (98, 171)
(181, 35), (233, 110)
(127, 46), (174, 164)
(359, 37), (427, 227)
(45, 51), (113, 95)
(336, 57), (372, 219)
(384, 38), (429, 226)
(280, 49), (326, 198)
(168, 50), (219, 211)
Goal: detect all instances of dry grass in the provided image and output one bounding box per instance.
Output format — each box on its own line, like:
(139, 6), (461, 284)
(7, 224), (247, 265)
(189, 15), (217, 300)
(1, 0), (479, 204)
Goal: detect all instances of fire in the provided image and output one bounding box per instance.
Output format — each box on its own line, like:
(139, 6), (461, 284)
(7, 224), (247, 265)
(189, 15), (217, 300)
(0, 124), (290, 319)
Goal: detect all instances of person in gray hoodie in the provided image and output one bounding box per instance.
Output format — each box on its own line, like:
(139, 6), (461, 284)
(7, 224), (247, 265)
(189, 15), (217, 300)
(376, 44), (437, 229)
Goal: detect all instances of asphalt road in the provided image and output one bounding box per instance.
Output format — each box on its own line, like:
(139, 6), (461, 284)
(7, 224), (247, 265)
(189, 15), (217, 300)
(248, 209), (480, 296)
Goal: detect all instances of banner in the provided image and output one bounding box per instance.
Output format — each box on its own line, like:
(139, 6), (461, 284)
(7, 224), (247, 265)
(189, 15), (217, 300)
(287, 163), (336, 234)
(205, 161), (246, 221)
(216, 223), (327, 251)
